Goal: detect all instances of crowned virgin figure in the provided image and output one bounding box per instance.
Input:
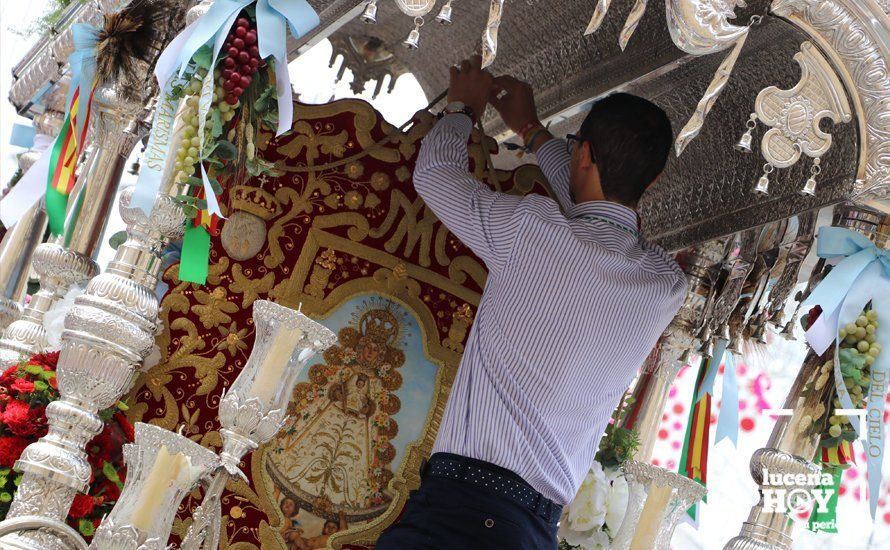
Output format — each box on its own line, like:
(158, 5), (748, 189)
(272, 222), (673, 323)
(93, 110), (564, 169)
(268, 301), (406, 524)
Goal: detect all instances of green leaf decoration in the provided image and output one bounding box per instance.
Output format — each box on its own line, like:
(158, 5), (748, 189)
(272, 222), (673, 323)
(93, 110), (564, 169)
(207, 177), (223, 195)
(102, 461), (122, 485)
(33, 380), (48, 391)
(117, 400), (129, 411)
(192, 45), (214, 70)
(186, 176), (206, 188)
(0, 468), (10, 476)
(214, 140), (237, 161)
(0, 493), (10, 503)
(210, 109), (224, 139)
(255, 84), (277, 113)
(23, 365), (43, 376)
(78, 518), (95, 537)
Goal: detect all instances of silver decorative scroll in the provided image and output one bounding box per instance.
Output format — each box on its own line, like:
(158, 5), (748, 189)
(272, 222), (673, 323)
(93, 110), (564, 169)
(619, 0), (649, 50)
(675, 32), (748, 155)
(584, 0), (612, 35)
(481, 0), (506, 68)
(755, 41), (852, 169)
(669, 0), (751, 155)
(666, 0), (750, 55)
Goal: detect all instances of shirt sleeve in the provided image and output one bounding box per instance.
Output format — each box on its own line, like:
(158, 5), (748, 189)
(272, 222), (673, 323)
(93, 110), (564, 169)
(413, 113), (525, 272)
(533, 138), (575, 213)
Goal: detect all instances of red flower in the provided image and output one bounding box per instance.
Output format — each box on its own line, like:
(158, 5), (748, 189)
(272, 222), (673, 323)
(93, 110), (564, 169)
(0, 366), (17, 385)
(87, 430), (114, 468)
(0, 436), (28, 468)
(10, 378), (34, 394)
(808, 305), (822, 325)
(2, 399), (40, 436)
(97, 478), (121, 502)
(114, 412), (135, 443)
(68, 494), (95, 519)
(29, 351), (59, 371)
(48, 377), (58, 390)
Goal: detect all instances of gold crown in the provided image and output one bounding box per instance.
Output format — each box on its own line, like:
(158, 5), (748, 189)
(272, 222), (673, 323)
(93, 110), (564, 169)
(360, 309), (400, 344)
(232, 185), (281, 220)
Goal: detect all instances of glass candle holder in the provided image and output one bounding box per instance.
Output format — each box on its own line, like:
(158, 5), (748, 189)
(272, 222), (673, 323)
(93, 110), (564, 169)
(610, 460), (707, 550)
(90, 423), (219, 549)
(218, 300), (337, 469)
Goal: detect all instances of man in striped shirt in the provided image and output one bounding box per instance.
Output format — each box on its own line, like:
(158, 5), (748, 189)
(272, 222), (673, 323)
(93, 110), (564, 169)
(377, 56), (687, 549)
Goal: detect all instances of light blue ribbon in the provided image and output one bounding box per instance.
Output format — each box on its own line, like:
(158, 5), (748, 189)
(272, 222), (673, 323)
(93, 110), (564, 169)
(68, 24), (99, 144)
(715, 351), (739, 446)
(700, 338), (728, 397)
(804, 226), (890, 519)
(133, 0), (319, 215)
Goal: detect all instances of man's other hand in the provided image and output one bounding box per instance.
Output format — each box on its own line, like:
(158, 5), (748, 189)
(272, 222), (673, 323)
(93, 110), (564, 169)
(490, 76), (540, 135)
(448, 55), (493, 121)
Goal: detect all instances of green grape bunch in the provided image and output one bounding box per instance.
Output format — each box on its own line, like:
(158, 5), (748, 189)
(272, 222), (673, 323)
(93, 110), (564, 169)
(823, 308), (882, 443)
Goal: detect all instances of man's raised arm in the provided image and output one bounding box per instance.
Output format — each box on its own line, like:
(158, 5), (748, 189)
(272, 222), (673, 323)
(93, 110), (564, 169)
(412, 57), (524, 273)
(490, 76), (575, 212)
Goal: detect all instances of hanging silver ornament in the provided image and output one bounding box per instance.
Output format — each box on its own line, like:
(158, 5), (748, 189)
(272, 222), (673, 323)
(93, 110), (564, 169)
(799, 157), (821, 197)
(403, 17), (424, 49)
(735, 113), (757, 153)
(361, 0), (378, 24)
(753, 164), (774, 195)
(436, 0), (453, 24)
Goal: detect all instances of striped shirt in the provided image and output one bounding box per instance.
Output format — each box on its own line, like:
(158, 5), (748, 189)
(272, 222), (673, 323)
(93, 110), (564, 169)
(416, 114), (687, 505)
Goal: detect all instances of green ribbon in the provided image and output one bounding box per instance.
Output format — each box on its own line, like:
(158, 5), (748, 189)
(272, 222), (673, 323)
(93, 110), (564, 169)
(179, 225), (211, 284)
(806, 467), (842, 533)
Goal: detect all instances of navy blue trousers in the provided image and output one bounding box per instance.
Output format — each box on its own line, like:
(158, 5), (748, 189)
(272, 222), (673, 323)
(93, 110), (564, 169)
(376, 470), (559, 549)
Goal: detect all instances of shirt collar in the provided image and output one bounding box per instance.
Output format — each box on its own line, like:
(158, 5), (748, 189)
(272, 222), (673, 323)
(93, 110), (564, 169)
(566, 201), (640, 234)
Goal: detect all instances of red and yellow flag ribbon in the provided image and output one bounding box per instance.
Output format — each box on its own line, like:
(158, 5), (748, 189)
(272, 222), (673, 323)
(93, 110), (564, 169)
(45, 82), (97, 235)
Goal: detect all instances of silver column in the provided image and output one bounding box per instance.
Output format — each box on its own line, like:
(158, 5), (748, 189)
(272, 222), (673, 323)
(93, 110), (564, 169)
(0, 84), (143, 367)
(1, 189), (185, 550)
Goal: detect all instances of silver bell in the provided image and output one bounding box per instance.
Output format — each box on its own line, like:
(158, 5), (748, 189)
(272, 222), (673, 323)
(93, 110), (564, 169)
(403, 27), (421, 49)
(800, 176), (817, 197)
(436, 3), (453, 25)
(361, 1), (378, 24)
(753, 174), (770, 195)
(780, 318), (797, 340)
(735, 130), (753, 153)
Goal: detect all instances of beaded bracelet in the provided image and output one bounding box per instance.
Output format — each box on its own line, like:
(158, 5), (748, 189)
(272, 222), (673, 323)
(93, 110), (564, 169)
(524, 129), (548, 152)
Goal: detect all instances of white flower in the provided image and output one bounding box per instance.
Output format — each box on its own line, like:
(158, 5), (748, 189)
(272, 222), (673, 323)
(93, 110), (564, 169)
(43, 284), (85, 349)
(603, 468), (629, 534)
(558, 515), (611, 548)
(567, 461), (608, 532)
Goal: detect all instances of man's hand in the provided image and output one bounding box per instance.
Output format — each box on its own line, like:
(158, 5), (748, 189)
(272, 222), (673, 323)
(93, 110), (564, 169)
(490, 76), (541, 135)
(448, 55), (493, 121)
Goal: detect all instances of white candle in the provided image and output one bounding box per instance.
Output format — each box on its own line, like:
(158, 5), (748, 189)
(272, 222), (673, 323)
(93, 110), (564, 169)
(129, 445), (190, 532)
(629, 483), (673, 550)
(249, 324), (303, 404)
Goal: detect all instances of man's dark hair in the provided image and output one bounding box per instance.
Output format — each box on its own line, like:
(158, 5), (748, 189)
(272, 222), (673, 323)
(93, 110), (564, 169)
(578, 93), (673, 208)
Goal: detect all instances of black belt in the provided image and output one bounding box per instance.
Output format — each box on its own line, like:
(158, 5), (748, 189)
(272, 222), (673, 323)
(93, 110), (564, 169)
(420, 453), (563, 523)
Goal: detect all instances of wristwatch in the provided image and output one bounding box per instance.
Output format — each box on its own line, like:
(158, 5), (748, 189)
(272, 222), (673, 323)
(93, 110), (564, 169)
(442, 101), (476, 123)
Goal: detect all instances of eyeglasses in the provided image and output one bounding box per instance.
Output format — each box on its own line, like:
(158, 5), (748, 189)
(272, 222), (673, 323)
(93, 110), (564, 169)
(566, 134), (595, 162)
